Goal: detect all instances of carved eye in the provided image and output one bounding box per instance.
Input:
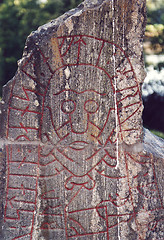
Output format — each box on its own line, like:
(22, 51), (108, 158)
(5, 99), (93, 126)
(61, 100), (76, 113)
(84, 100), (99, 113)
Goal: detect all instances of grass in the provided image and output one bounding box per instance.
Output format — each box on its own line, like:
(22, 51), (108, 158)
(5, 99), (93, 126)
(150, 129), (164, 139)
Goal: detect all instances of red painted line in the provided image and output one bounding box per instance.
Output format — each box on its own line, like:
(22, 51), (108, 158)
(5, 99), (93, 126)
(30, 146), (40, 239)
(23, 88), (45, 96)
(4, 145), (11, 222)
(56, 148), (75, 163)
(97, 108), (114, 138)
(21, 52), (33, 69)
(119, 101), (141, 110)
(50, 62), (115, 92)
(59, 37), (65, 49)
(120, 104), (142, 125)
(13, 233), (31, 240)
(122, 128), (140, 132)
(41, 190), (58, 199)
(68, 207), (98, 214)
(102, 158), (117, 168)
(96, 41), (104, 66)
(8, 187), (36, 192)
(116, 85), (138, 93)
(57, 35), (139, 85)
(11, 199), (35, 205)
(39, 172), (63, 179)
(124, 151), (142, 239)
(126, 152), (150, 165)
(117, 89), (140, 105)
(56, 119), (70, 131)
(39, 159), (56, 167)
(61, 37), (75, 57)
(105, 205), (109, 240)
(9, 125), (39, 131)
(18, 157), (26, 168)
(39, 48), (54, 73)
(9, 174), (37, 178)
(41, 205), (62, 215)
(8, 106), (40, 116)
(21, 69), (46, 88)
(69, 217), (86, 232)
(5, 209), (34, 221)
(38, 48), (49, 63)
(21, 184), (26, 195)
(39, 146), (55, 158)
(10, 160), (37, 166)
(15, 135), (30, 141)
(44, 106), (61, 139)
(104, 129), (115, 146)
(104, 149), (117, 159)
(74, 36), (86, 63)
(136, 186), (160, 199)
(95, 168), (127, 179)
(69, 226), (79, 235)
(89, 120), (102, 131)
(108, 215), (134, 229)
(144, 172), (149, 177)
(9, 196), (16, 208)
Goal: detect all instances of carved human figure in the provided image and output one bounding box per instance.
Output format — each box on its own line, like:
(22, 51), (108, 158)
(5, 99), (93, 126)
(42, 64), (116, 176)
(41, 35), (142, 177)
(40, 61), (142, 238)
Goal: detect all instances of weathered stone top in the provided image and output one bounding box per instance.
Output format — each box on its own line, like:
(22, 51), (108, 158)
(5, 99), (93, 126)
(1, 0), (147, 146)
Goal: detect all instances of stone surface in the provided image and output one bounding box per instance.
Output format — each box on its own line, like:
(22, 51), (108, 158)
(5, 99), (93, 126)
(0, 0), (163, 239)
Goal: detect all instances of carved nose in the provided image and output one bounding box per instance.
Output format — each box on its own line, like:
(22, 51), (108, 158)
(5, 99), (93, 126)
(70, 109), (88, 133)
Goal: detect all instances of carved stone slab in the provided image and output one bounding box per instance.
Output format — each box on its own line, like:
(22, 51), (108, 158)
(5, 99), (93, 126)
(0, 0), (163, 239)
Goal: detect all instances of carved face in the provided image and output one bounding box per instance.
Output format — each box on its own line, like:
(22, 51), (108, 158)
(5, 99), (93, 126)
(43, 65), (115, 176)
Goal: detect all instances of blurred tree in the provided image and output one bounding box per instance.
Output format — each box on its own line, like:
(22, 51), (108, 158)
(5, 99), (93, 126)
(146, 0), (164, 11)
(0, 0), (21, 90)
(40, 0), (64, 19)
(42, 0), (82, 18)
(0, 0), (45, 94)
(0, 0), (82, 95)
(144, 0), (164, 54)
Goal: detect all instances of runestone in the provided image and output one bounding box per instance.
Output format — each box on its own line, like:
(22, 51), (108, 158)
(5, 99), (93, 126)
(0, 0), (163, 239)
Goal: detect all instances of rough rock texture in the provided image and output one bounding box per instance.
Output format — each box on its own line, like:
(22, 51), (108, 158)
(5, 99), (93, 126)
(0, 0), (163, 239)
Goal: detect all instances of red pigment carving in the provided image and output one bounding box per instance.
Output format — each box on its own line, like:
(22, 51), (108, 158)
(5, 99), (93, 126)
(4, 35), (163, 239)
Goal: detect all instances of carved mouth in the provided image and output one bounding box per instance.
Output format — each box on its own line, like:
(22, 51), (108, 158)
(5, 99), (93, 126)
(69, 141), (89, 150)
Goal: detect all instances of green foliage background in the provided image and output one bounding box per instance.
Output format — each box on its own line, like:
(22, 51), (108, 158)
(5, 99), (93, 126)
(0, 0), (82, 94)
(145, 0), (164, 54)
